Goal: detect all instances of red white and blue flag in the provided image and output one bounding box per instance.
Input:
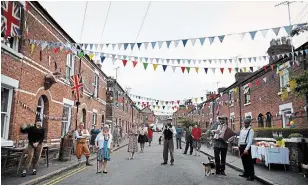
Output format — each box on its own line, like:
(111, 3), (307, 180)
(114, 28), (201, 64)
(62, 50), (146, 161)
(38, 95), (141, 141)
(1, 1), (21, 37)
(70, 74), (83, 101)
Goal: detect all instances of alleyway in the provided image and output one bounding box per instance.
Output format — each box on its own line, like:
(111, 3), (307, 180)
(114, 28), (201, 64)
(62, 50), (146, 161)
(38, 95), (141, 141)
(39, 133), (262, 185)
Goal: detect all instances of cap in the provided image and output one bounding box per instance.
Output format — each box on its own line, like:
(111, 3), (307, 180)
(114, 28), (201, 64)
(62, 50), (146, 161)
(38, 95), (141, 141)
(244, 118), (251, 123)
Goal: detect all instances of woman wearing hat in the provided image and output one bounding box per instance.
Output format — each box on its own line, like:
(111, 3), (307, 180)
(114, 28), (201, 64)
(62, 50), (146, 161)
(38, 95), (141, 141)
(95, 124), (112, 173)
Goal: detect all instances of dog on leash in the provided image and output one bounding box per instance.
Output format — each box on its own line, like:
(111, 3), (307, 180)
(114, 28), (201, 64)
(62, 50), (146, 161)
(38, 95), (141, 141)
(158, 136), (162, 145)
(202, 157), (216, 176)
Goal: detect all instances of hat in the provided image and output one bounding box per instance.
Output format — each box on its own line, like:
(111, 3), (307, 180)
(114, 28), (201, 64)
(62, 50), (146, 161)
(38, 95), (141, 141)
(244, 118), (251, 123)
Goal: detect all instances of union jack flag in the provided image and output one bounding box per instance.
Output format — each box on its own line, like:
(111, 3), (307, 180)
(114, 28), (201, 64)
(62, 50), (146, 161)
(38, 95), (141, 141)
(1, 1), (21, 37)
(70, 74), (83, 101)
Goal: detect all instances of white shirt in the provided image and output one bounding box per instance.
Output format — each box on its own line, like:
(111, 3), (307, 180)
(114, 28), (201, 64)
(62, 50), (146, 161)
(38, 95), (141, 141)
(95, 133), (113, 149)
(238, 126), (254, 151)
(139, 127), (147, 135)
(75, 129), (90, 139)
(161, 125), (176, 137)
(212, 124), (227, 140)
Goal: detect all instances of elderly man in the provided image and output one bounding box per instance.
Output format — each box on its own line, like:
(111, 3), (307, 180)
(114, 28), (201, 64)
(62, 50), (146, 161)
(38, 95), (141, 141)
(20, 121), (45, 177)
(238, 118), (255, 181)
(75, 122), (93, 166)
(211, 117), (228, 175)
(161, 122), (176, 165)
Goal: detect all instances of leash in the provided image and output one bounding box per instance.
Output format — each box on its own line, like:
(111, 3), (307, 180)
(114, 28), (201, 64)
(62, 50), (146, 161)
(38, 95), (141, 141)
(228, 153), (244, 164)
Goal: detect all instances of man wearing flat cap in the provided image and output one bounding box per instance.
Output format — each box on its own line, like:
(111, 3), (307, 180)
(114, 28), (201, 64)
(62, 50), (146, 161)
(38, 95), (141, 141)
(238, 118), (255, 181)
(211, 116), (228, 175)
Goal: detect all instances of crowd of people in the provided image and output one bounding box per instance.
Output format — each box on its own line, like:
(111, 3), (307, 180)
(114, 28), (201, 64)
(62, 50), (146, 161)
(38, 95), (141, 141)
(19, 117), (255, 181)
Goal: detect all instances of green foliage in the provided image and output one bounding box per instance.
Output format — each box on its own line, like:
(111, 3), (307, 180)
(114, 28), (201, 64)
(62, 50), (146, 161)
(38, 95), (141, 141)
(254, 128), (308, 138)
(288, 133), (303, 138)
(177, 118), (196, 128)
(292, 71), (308, 97)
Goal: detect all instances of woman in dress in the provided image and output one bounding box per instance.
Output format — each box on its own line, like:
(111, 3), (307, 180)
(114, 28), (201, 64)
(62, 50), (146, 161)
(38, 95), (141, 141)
(147, 126), (153, 146)
(127, 123), (138, 160)
(138, 124), (148, 152)
(95, 124), (112, 173)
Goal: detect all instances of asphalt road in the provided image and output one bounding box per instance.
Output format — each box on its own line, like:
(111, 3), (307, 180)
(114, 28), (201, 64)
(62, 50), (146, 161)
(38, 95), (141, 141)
(40, 134), (263, 185)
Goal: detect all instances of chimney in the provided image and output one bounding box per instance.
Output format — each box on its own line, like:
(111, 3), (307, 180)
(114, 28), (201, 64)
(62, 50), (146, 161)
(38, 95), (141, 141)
(267, 37), (293, 63)
(218, 88), (226, 94)
(235, 72), (253, 82)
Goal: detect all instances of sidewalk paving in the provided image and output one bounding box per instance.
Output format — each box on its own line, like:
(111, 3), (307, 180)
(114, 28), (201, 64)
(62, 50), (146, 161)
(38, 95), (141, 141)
(1, 138), (129, 185)
(198, 143), (308, 185)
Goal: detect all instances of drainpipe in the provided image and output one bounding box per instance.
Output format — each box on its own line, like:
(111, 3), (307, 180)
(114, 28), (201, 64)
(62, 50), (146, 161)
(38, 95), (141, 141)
(239, 85), (242, 129)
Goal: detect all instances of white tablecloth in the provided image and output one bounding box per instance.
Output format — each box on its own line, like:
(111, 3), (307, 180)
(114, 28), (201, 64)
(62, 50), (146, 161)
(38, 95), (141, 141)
(251, 145), (290, 166)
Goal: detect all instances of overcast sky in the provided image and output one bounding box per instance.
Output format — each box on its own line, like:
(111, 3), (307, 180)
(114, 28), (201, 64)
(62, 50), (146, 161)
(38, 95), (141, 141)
(40, 1), (308, 114)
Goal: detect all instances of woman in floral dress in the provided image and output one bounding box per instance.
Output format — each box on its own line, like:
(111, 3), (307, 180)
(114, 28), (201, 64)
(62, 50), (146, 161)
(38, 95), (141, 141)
(127, 124), (138, 160)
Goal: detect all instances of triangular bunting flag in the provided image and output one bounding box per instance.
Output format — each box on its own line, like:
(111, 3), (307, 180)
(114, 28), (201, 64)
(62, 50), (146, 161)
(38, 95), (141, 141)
(272, 27), (280, 36)
(199, 37), (206, 45)
(182, 39), (188, 47)
(235, 67), (239, 73)
(162, 65), (167, 72)
(132, 61), (137, 67)
(144, 42), (149, 49)
(218, 35), (225, 43)
(250, 67), (254, 72)
(166, 41), (171, 48)
(220, 68), (224, 74)
(153, 64), (158, 71)
(186, 67), (190, 73)
(191, 38), (196, 46)
(249, 31), (257, 40)
(100, 56), (106, 63)
(172, 66), (176, 72)
(212, 68), (216, 74)
(151, 42), (156, 49)
(122, 60), (128, 66)
(143, 63), (148, 70)
(284, 25), (293, 35)
(181, 67), (185, 73)
(228, 68), (232, 73)
(204, 68), (208, 74)
(261, 29), (268, 37)
(137, 43), (142, 49)
(209, 37), (215, 45)
(174, 40), (179, 47)
(112, 44), (116, 50)
(158, 41), (163, 49)
(124, 43), (129, 50)
(195, 67), (199, 73)
(263, 77), (267, 82)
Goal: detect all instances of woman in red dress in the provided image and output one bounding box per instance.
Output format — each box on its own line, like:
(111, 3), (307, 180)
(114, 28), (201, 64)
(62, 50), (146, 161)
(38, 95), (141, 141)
(147, 127), (153, 146)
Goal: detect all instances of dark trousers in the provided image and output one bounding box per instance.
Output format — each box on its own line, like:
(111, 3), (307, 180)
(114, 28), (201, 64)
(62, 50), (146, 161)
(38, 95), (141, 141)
(214, 147), (227, 173)
(163, 139), (174, 163)
(239, 145), (255, 178)
(184, 140), (193, 154)
(176, 138), (182, 149)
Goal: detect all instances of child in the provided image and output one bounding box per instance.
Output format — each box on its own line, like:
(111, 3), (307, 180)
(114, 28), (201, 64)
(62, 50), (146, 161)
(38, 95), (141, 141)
(158, 136), (162, 145)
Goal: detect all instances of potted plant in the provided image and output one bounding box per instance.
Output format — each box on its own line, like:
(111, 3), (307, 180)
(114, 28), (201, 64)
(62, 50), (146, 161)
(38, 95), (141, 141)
(288, 133), (303, 142)
(274, 136), (283, 147)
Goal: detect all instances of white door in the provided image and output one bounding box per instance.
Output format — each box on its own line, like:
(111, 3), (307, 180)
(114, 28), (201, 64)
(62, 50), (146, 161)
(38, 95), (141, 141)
(281, 109), (291, 128)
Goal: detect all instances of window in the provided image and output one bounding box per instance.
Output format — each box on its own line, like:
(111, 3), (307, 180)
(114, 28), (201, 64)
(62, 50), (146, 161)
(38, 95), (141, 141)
(1, 87), (13, 140)
(36, 96), (45, 123)
(1, 37), (19, 52)
(244, 112), (252, 119)
(94, 74), (99, 97)
(61, 104), (72, 137)
(279, 68), (289, 89)
(92, 112), (97, 127)
(244, 86), (251, 104)
(65, 54), (75, 79)
(279, 103), (293, 128)
(230, 112), (235, 131)
(229, 89), (234, 107)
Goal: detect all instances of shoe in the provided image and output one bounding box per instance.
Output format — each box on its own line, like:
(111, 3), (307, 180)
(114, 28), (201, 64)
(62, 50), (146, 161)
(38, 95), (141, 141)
(170, 163), (174, 166)
(32, 169), (37, 175)
(246, 177), (254, 181)
(216, 172), (220, 175)
(21, 170), (27, 177)
(220, 171), (226, 176)
(180, 148), (182, 149)
(86, 162), (93, 166)
(239, 174), (248, 178)
(103, 171), (108, 174)
(183, 152), (187, 154)
(97, 171), (102, 174)
(161, 162), (167, 165)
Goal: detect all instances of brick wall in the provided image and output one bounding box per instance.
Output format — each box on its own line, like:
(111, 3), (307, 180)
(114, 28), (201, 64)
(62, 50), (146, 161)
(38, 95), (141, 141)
(1, 2), (108, 143)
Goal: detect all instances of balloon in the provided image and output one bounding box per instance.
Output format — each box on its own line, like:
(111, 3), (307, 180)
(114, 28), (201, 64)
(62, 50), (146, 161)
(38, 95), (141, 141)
(290, 124), (296, 128)
(290, 121), (294, 125)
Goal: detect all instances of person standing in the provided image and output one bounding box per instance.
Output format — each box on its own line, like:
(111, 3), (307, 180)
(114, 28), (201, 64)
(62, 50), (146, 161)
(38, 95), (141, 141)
(192, 124), (202, 156)
(211, 117), (228, 175)
(127, 124), (138, 160)
(113, 125), (119, 147)
(75, 122), (93, 166)
(161, 123), (176, 165)
(183, 126), (193, 155)
(238, 118), (255, 181)
(90, 126), (100, 153)
(20, 121), (45, 177)
(175, 126), (183, 149)
(138, 124), (148, 152)
(95, 124), (112, 173)
(147, 126), (153, 146)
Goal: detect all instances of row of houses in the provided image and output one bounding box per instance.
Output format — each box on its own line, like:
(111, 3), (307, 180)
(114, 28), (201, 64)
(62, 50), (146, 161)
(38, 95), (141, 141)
(174, 38), (308, 132)
(1, 1), (149, 147)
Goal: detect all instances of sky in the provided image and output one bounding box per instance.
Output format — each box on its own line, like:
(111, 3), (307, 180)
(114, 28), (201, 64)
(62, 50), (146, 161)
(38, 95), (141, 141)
(39, 0), (308, 114)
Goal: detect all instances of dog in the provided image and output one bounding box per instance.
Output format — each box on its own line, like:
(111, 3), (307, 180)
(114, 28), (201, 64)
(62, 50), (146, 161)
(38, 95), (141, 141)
(158, 136), (162, 145)
(202, 157), (216, 176)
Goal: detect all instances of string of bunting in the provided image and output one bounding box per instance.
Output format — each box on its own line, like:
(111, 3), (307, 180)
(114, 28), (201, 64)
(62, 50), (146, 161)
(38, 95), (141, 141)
(76, 23), (307, 50)
(29, 39), (307, 66)
(17, 100), (67, 121)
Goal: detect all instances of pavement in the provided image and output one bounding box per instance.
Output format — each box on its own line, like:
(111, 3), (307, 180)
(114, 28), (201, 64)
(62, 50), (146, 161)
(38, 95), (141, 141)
(194, 142), (308, 185)
(37, 133), (262, 185)
(1, 138), (129, 185)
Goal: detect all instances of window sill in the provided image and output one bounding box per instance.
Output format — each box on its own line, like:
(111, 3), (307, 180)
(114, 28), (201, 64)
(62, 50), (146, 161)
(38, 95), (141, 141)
(244, 102), (251, 106)
(1, 138), (14, 147)
(278, 87), (291, 96)
(1, 44), (23, 59)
